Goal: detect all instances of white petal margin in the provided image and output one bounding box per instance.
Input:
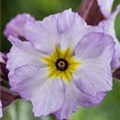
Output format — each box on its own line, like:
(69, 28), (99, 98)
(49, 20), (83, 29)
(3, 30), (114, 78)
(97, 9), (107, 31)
(97, 0), (114, 17)
(0, 100), (2, 118)
(74, 32), (115, 96)
(7, 36), (45, 76)
(99, 5), (120, 69)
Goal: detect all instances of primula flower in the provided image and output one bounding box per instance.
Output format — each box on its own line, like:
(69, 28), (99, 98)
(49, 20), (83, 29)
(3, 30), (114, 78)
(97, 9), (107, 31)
(7, 9), (115, 120)
(0, 100), (2, 118)
(4, 14), (35, 40)
(97, 0), (120, 69)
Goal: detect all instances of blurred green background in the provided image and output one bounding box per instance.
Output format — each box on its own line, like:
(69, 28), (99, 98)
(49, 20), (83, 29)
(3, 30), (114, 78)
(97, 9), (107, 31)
(0, 0), (120, 120)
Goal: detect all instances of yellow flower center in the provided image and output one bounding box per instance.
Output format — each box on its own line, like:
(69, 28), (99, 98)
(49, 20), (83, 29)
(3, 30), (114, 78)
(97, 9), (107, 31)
(42, 46), (80, 83)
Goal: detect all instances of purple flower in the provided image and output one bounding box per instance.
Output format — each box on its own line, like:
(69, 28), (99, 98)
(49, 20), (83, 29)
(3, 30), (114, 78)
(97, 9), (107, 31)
(0, 100), (2, 118)
(97, 0), (120, 69)
(4, 14), (35, 40)
(7, 9), (115, 120)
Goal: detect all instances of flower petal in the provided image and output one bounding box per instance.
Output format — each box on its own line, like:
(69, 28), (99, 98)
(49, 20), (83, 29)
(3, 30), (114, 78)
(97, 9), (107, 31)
(54, 81), (106, 120)
(57, 9), (85, 34)
(75, 32), (115, 62)
(4, 14), (35, 39)
(99, 5), (120, 69)
(24, 13), (60, 53)
(97, 0), (114, 17)
(56, 9), (103, 50)
(7, 36), (44, 76)
(24, 9), (103, 53)
(0, 100), (2, 118)
(54, 81), (80, 120)
(9, 63), (65, 116)
(9, 65), (47, 100)
(74, 63), (112, 96)
(75, 91), (106, 108)
(74, 32), (115, 96)
(57, 9), (86, 50)
(32, 78), (65, 117)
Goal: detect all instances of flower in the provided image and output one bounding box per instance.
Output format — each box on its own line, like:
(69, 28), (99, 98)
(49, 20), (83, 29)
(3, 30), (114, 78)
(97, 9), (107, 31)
(7, 9), (115, 120)
(0, 100), (2, 118)
(97, 0), (120, 69)
(4, 14), (35, 40)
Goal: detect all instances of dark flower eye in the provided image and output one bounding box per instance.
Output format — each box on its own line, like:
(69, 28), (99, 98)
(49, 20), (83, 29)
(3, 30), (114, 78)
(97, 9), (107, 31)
(55, 58), (69, 71)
